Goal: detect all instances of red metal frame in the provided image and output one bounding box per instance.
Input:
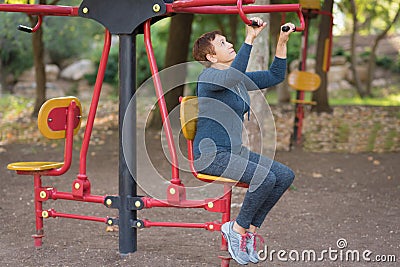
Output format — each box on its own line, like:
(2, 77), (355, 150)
(0, 4), (79, 16)
(294, 8), (333, 143)
(2, 1), (308, 265)
(166, 3), (306, 31)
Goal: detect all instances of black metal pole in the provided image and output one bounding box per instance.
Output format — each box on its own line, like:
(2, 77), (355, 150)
(118, 33), (137, 255)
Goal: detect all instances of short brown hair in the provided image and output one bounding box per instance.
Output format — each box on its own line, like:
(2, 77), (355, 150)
(192, 30), (221, 67)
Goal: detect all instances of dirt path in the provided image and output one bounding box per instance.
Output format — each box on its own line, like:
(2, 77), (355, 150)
(0, 127), (399, 266)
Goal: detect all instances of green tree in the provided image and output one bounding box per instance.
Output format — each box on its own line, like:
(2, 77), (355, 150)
(341, 0), (400, 97)
(0, 12), (33, 95)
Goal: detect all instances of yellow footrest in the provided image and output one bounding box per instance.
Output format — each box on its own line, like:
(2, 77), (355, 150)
(7, 162), (64, 171)
(291, 99), (317, 105)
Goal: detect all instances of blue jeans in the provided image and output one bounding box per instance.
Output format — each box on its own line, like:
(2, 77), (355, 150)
(194, 146), (295, 229)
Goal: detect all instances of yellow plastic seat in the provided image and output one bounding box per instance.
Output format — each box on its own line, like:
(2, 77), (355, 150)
(299, 0), (321, 10)
(7, 96), (82, 173)
(180, 96), (248, 188)
(288, 70), (321, 106)
(7, 162), (64, 171)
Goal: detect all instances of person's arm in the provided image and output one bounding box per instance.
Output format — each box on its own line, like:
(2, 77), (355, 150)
(275, 22), (295, 59)
(244, 22), (295, 90)
(245, 57), (287, 90)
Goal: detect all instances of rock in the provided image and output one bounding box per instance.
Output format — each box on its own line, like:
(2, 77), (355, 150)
(45, 64), (60, 82)
(330, 56), (347, 66)
(18, 64), (60, 82)
(328, 64), (350, 83)
(13, 81), (65, 98)
(289, 58), (316, 72)
(18, 68), (35, 82)
(346, 65), (369, 83)
(60, 59), (95, 81)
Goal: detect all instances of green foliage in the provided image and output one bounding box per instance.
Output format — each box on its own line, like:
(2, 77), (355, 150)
(0, 13), (33, 76)
(136, 18), (170, 85)
(332, 46), (350, 60)
(85, 45), (119, 95)
(390, 53), (400, 73)
(44, 16), (103, 66)
(376, 55), (393, 69)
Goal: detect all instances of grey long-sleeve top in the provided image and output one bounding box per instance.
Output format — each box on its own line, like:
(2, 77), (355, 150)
(194, 43), (286, 156)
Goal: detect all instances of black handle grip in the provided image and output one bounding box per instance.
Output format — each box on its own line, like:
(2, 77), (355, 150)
(281, 25), (295, 32)
(250, 20), (260, 27)
(18, 25), (33, 33)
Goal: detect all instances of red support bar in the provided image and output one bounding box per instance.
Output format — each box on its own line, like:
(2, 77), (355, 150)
(167, 4), (305, 31)
(33, 173), (44, 247)
(172, 0), (254, 8)
(30, 15), (43, 32)
(46, 101), (76, 176)
(0, 4), (78, 16)
(49, 189), (106, 204)
(79, 30), (112, 176)
(237, 0), (252, 25)
(142, 196), (208, 209)
(46, 209), (108, 224)
(142, 219), (220, 231)
(144, 20), (181, 185)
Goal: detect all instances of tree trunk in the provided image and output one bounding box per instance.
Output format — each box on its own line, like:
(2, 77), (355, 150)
(349, 0), (367, 98)
(31, 14), (46, 117)
(270, 0), (290, 103)
(365, 7), (400, 96)
(229, 15), (239, 48)
(145, 14), (194, 130)
(0, 60), (10, 96)
(311, 0), (333, 113)
(244, 0), (271, 154)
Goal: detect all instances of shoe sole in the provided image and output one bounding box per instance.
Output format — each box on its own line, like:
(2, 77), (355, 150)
(221, 223), (248, 265)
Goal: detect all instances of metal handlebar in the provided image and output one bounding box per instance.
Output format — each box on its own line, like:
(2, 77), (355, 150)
(18, 15), (42, 33)
(236, 0), (304, 31)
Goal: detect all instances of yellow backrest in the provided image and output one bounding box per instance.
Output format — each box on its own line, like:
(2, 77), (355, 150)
(288, 70), (321, 92)
(180, 96), (198, 141)
(299, 0), (321, 10)
(38, 96), (82, 139)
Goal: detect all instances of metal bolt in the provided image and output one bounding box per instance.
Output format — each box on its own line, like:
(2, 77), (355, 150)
(105, 199), (112, 206)
(39, 191), (47, 199)
(208, 202), (214, 208)
(135, 201), (141, 208)
(209, 225), (214, 230)
(82, 7), (89, 14)
(107, 219), (113, 225)
(169, 188), (176, 195)
(136, 222), (142, 228)
(42, 211), (49, 218)
(74, 182), (80, 190)
(153, 4), (160, 12)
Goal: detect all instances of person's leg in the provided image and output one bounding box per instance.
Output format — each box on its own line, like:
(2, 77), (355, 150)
(249, 153), (295, 228)
(195, 149), (271, 265)
(241, 150), (294, 263)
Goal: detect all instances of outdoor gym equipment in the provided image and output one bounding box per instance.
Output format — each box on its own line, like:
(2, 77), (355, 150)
(290, 0), (333, 144)
(3, 0), (305, 265)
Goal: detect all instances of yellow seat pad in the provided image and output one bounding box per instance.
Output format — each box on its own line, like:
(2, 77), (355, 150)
(7, 161), (64, 171)
(197, 173), (239, 185)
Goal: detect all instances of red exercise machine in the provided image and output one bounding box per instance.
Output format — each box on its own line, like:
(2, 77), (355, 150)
(3, 0), (306, 265)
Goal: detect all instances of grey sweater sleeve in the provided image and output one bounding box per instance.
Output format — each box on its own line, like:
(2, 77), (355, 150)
(245, 57), (287, 91)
